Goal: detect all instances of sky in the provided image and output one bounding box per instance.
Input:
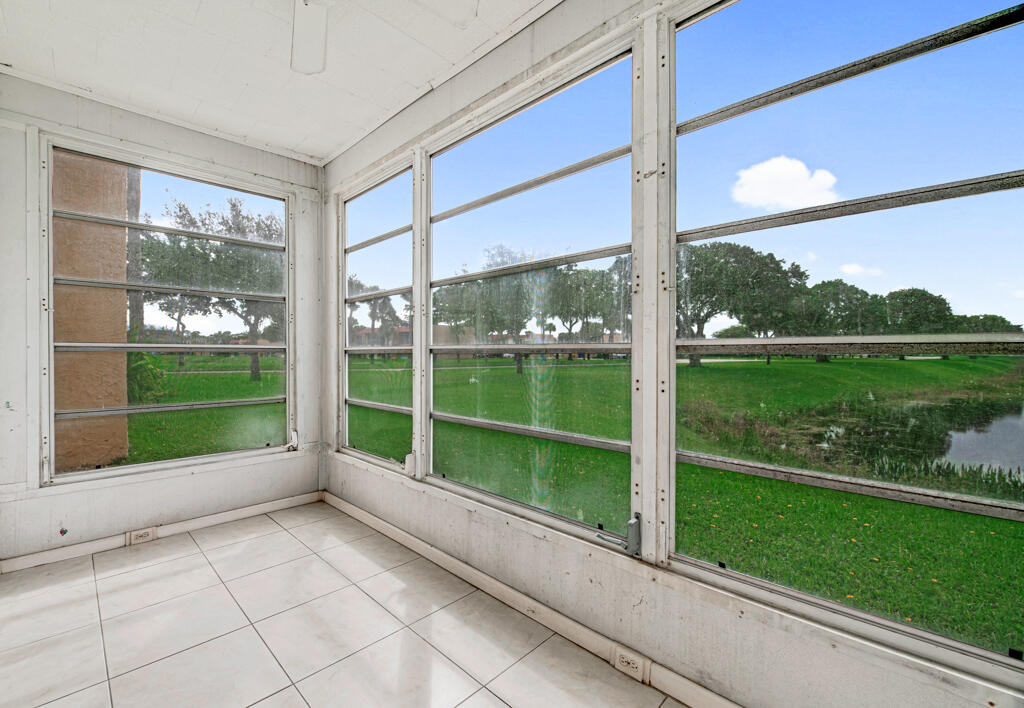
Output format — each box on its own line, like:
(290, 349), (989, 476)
(332, 1), (1020, 335)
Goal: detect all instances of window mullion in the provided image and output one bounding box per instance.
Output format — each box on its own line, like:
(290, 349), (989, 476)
(412, 147), (431, 480)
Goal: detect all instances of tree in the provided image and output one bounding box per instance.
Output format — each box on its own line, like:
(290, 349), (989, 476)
(807, 279), (887, 336)
(713, 324), (753, 338)
(885, 288), (953, 334)
(952, 314), (1023, 334)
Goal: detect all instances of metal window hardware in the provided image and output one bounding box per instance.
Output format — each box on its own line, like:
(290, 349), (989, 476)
(597, 513), (641, 556)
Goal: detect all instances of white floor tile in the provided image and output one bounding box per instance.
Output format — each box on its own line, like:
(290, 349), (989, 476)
(251, 686), (308, 708)
(42, 681), (111, 708)
(358, 558), (474, 624)
(0, 624), (107, 707)
(0, 580), (98, 652)
(203, 530), (309, 581)
(0, 556), (94, 602)
(189, 514), (281, 551)
(95, 553), (219, 619)
(318, 532), (418, 582)
(255, 585), (403, 681)
(102, 585), (248, 677)
(226, 554), (350, 621)
(489, 635), (665, 708)
(660, 697), (690, 708)
(93, 534), (198, 580)
(287, 514), (375, 552)
(459, 689), (509, 708)
(268, 502), (341, 529)
(411, 591), (552, 684)
(109, 627), (289, 708)
(298, 628), (479, 708)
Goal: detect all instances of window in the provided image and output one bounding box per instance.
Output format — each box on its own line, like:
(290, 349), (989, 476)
(428, 56), (634, 533)
(342, 169), (413, 463)
(673, 2), (1024, 655)
(50, 149), (289, 474)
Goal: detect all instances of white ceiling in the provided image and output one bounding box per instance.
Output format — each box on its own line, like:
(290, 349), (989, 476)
(0, 0), (562, 164)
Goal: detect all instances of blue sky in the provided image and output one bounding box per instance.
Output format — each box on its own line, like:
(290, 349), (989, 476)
(182, 0), (1019, 336)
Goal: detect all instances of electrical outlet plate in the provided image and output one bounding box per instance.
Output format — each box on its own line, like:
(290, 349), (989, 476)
(612, 644), (651, 683)
(128, 527), (156, 545)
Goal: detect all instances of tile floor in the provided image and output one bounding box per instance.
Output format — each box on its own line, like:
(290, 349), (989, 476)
(0, 503), (685, 708)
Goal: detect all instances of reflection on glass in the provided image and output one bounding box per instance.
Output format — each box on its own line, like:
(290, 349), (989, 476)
(346, 170), (412, 246)
(432, 255), (631, 346)
(676, 192), (1024, 342)
(432, 157), (631, 278)
(675, 0), (1014, 121)
(346, 233), (412, 296)
(53, 149), (285, 244)
(346, 294), (412, 347)
(677, 23), (1024, 230)
(433, 420), (631, 534)
(54, 402), (286, 474)
(53, 285), (286, 345)
(53, 352), (285, 411)
(53, 219), (285, 296)
(674, 462), (1024, 654)
(433, 354), (630, 440)
(347, 405), (412, 463)
(347, 354), (412, 407)
(432, 57), (631, 214)
(677, 354), (1024, 502)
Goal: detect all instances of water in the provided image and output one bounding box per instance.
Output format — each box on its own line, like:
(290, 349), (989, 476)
(944, 406), (1024, 475)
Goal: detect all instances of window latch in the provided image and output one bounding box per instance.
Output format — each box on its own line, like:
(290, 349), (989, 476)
(597, 512), (641, 556)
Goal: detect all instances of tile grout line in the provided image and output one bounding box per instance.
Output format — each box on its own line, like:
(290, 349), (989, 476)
(35, 679), (110, 707)
(90, 554), (115, 708)
(482, 633), (557, 696)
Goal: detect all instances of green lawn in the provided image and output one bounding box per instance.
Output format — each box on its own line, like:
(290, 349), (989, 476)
(117, 352), (1024, 654)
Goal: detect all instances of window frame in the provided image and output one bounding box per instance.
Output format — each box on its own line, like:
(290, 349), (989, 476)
(39, 134), (298, 485)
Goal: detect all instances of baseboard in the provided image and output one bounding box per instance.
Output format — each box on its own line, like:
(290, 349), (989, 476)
(0, 491), (322, 574)
(322, 491), (738, 708)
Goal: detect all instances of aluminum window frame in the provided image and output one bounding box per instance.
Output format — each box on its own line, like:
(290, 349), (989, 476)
(338, 164), (415, 469)
(41, 135), (297, 485)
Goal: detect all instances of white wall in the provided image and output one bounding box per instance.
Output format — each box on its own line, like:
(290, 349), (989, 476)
(0, 74), (323, 558)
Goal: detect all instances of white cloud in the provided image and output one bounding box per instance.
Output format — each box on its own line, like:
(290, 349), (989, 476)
(731, 155), (839, 210)
(1013, 289), (1024, 299)
(806, 251), (817, 263)
(839, 263), (883, 277)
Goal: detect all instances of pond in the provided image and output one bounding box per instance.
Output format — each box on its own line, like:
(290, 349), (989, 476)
(944, 405), (1024, 478)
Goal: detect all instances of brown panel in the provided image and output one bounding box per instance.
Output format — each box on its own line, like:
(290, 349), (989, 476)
(55, 417), (128, 473)
(52, 150), (128, 220)
(53, 217), (128, 282)
(53, 352), (127, 411)
(53, 284), (127, 343)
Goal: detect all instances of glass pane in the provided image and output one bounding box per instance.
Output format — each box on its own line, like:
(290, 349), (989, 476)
(433, 353), (630, 441)
(676, 191), (1024, 342)
(346, 294), (412, 347)
(346, 170), (412, 246)
(674, 463), (1024, 654)
(347, 354), (412, 407)
(433, 420), (631, 534)
(432, 56), (631, 214)
(347, 405), (412, 463)
(432, 256), (632, 346)
(346, 233), (412, 296)
(677, 24), (1024, 230)
(53, 285), (286, 345)
(432, 157), (630, 279)
(54, 402), (286, 474)
(53, 149), (285, 245)
(54, 219), (285, 296)
(676, 0), (1014, 121)
(54, 352), (285, 410)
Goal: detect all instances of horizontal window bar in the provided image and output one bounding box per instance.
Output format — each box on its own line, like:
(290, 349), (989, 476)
(52, 210), (286, 252)
(337, 445), (406, 471)
(674, 334), (1024, 356)
(345, 398), (413, 416)
(54, 343), (286, 353)
(675, 5), (1024, 137)
(431, 343), (632, 355)
(345, 223), (413, 254)
(431, 242), (632, 288)
(675, 450), (1024, 523)
(431, 411), (631, 454)
(430, 144), (631, 225)
(676, 170), (1024, 244)
(344, 346), (413, 355)
(53, 277), (286, 303)
(344, 285), (413, 303)
(54, 396), (286, 420)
